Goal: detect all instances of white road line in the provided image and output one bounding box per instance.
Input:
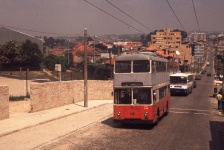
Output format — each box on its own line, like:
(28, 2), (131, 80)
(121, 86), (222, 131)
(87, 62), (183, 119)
(169, 111), (218, 116)
(169, 111), (190, 114)
(193, 112), (211, 116)
(170, 107), (216, 113)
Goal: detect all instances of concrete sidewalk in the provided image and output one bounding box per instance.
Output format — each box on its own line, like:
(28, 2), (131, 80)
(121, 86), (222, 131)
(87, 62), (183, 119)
(0, 100), (113, 137)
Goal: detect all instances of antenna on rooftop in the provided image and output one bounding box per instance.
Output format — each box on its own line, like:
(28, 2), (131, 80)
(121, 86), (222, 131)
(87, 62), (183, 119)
(176, 50), (180, 55)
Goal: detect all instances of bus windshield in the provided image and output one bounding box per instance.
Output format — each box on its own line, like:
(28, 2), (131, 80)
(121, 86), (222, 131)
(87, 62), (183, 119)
(114, 88), (151, 104)
(170, 76), (187, 84)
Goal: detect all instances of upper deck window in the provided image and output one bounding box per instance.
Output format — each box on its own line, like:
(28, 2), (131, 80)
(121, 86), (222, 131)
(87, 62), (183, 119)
(115, 61), (131, 73)
(133, 60), (150, 73)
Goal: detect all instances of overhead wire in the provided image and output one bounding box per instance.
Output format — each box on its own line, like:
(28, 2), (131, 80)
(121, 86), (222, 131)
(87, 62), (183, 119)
(165, 0), (186, 31)
(105, 0), (152, 32)
(83, 0), (147, 34)
(191, 0), (201, 32)
(0, 24), (81, 36)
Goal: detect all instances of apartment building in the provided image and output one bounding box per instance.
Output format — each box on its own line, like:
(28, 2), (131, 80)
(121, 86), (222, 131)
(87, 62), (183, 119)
(151, 28), (181, 51)
(189, 32), (206, 43)
(151, 28), (193, 66)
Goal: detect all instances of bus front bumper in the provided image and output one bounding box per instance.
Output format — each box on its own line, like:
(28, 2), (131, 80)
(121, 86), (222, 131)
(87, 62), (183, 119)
(114, 119), (154, 124)
(170, 89), (188, 95)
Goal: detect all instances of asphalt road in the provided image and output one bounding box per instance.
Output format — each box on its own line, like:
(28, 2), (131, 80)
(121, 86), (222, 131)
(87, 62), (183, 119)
(38, 53), (224, 150)
(1, 49), (223, 150)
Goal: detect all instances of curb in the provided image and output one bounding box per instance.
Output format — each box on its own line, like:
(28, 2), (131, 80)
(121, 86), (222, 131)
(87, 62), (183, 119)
(0, 103), (111, 138)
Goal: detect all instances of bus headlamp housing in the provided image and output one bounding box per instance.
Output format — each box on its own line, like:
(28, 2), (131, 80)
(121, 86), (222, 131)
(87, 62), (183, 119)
(144, 112), (148, 119)
(117, 112), (121, 118)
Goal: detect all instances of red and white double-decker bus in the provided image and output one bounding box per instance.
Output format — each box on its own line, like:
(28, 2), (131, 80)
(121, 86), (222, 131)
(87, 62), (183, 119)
(113, 51), (170, 124)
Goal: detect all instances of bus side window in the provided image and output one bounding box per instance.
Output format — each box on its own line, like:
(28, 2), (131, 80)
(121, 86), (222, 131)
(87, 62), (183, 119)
(152, 61), (156, 73)
(153, 90), (157, 102)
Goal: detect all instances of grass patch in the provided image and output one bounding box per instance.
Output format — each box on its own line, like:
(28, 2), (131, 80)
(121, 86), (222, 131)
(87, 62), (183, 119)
(9, 95), (30, 101)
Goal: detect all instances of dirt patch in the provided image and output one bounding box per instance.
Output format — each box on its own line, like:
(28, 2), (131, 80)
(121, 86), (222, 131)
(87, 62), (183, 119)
(9, 100), (31, 115)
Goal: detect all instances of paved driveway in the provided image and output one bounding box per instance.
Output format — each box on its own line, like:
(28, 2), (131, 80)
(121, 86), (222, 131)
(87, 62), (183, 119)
(0, 76), (29, 96)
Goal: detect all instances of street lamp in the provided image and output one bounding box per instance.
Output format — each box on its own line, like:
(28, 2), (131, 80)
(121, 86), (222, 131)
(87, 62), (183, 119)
(93, 36), (97, 63)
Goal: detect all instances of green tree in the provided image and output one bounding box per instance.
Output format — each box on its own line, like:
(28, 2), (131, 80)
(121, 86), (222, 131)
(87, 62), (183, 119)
(44, 54), (68, 72)
(0, 41), (23, 65)
(55, 56), (68, 72)
(87, 64), (110, 80)
(21, 40), (43, 67)
(173, 29), (188, 41)
(144, 30), (158, 44)
(140, 35), (147, 46)
(111, 45), (119, 55)
(44, 54), (57, 71)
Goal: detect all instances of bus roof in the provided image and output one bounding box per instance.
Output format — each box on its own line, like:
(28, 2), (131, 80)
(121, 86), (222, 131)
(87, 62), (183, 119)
(170, 73), (193, 77)
(115, 52), (167, 62)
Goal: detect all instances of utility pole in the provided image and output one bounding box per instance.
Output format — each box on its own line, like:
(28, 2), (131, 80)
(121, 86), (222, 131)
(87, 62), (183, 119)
(109, 49), (112, 79)
(222, 50), (224, 95)
(84, 28), (88, 107)
(67, 40), (70, 66)
(26, 68), (29, 97)
(93, 36), (97, 63)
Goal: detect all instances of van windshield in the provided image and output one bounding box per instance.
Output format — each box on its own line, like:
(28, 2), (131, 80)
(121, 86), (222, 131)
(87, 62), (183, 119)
(170, 77), (187, 84)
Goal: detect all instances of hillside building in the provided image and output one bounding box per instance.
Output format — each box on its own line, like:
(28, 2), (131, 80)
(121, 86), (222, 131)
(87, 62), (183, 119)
(0, 27), (43, 53)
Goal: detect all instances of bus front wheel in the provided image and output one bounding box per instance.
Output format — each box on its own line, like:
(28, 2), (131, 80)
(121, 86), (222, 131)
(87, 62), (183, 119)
(165, 102), (169, 116)
(154, 109), (160, 125)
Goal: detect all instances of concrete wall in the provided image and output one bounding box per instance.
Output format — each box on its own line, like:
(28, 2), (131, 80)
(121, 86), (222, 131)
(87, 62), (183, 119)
(74, 80), (113, 102)
(0, 86), (9, 120)
(30, 81), (76, 112)
(30, 80), (113, 112)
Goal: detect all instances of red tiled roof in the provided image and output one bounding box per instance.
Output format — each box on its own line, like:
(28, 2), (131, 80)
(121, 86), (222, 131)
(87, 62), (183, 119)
(71, 45), (100, 56)
(146, 45), (155, 51)
(168, 53), (180, 58)
(156, 50), (169, 58)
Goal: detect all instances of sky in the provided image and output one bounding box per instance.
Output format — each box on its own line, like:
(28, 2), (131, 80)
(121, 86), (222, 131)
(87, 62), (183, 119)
(0, 0), (223, 37)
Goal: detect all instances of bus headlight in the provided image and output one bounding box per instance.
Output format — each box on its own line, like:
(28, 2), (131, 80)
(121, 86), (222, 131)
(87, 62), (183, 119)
(117, 112), (121, 118)
(144, 112), (148, 119)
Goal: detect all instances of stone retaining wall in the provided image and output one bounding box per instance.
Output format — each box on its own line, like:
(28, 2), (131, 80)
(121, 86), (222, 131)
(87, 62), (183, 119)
(74, 80), (113, 102)
(0, 86), (9, 120)
(30, 80), (113, 112)
(30, 81), (76, 112)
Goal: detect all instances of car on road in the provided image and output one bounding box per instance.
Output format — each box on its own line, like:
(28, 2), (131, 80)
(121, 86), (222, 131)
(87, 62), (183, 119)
(201, 70), (206, 74)
(207, 72), (211, 76)
(195, 75), (201, 80)
(193, 80), (197, 88)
